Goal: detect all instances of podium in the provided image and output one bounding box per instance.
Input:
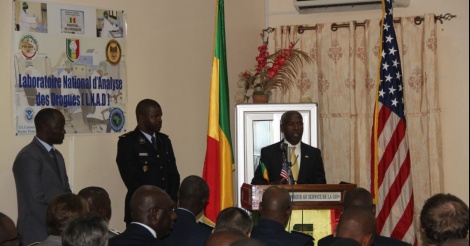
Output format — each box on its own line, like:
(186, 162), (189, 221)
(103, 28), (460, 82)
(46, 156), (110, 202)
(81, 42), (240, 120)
(240, 183), (357, 211)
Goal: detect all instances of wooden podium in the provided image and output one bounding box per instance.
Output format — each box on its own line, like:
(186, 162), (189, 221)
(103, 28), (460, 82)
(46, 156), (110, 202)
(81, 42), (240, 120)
(240, 183), (356, 211)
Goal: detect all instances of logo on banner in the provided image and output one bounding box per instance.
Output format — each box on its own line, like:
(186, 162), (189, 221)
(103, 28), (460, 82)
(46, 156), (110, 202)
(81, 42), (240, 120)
(24, 108), (35, 121)
(109, 108), (125, 132)
(19, 34), (39, 61)
(106, 39), (121, 65)
(66, 38), (80, 62)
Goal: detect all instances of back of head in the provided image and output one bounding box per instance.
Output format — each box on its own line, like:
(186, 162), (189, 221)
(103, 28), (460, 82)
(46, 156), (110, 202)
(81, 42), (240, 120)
(78, 187), (112, 221)
(230, 238), (268, 246)
(420, 193), (469, 245)
(62, 213), (108, 246)
(46, 193), (88, 236)
(259, 186), (291, 226)
(178, 175), (209, 215)
(214, 207), (252, 235)
(344, 188), (374, 209)
(34, 108), (61, 132)
(336, 206), (376, 246)
(130, 185), (175, 238)
(0, 212), (19, 246)
(205, 228), (248, 246)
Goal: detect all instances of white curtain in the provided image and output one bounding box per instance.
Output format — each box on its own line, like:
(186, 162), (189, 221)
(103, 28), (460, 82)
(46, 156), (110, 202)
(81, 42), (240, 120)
(269, 14), (442, 241)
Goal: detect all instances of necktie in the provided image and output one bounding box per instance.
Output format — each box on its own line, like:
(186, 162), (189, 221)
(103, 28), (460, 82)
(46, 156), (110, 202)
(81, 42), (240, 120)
(49, 149), (62, 182)
(290, 146), (299, 183)
(151, 136), (158, 151)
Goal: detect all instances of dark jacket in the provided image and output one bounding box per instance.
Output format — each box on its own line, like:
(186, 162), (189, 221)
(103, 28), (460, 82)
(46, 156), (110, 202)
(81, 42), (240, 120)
(318, 234), (412, 246)
(252, 140), (326, 185)
(116, 127), (180, 224)
(251, 219), (314, 246)
(159, 208), (212, 246)
(109, 223), (160, 246)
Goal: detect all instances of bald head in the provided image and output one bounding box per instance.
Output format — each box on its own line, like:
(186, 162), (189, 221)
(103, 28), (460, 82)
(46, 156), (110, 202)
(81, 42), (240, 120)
(336, 206), (376, 246)
(259, 186), (292, 227)
(78, 186), (111, 221)
(206, 229), (248, 246)
(131, 185), (176, 237)
(0, 212), (18, 246)
(178, 175), (209, 215)
(344, 188), (375, 214)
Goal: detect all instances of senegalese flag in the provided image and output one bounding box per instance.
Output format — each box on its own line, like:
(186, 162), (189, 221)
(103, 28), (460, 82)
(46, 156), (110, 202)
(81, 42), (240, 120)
(259, 161), (269, 183)
(202, 0), (234, 225)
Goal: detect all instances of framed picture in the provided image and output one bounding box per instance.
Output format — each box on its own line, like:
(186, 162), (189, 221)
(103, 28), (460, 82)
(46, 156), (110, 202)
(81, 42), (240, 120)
(234, 103), (319, 205)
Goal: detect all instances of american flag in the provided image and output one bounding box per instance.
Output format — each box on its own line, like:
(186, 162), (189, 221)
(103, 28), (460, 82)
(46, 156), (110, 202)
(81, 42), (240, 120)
(280, 162), (290, 183)
(370, 0), (416, 245)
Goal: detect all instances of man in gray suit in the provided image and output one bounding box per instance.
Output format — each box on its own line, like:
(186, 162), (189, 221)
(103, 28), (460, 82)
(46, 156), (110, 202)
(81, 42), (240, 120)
(13, 108), (71, 246)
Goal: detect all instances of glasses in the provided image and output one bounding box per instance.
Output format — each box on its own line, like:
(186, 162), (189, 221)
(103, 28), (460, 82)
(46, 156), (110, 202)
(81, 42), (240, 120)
(0, 234), (21, 245)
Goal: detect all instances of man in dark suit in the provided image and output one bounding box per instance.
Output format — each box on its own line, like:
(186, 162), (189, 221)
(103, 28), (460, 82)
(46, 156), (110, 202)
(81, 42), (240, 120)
(12, 108), (71, 246)
(160, 175), (212, 246)
(251, 111), (326, 185)
(109, 185), (177, 246)
(251, 185), (313, 246)
(116, 99), (180, 226)
(318, 188), (411, 246)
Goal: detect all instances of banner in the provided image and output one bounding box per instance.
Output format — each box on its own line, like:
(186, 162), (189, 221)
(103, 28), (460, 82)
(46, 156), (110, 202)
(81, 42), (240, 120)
(12, 1), (127, 135)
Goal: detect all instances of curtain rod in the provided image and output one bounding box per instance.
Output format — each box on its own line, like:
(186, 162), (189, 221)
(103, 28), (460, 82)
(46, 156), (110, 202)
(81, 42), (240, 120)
(263, 13), (456, 34)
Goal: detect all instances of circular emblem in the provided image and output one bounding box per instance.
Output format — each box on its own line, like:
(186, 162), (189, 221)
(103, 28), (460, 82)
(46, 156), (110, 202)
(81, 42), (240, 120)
(19, 33), (39, 61)
(24, 108), (35, 122)
(109, 108), (125, 132)
(105, 39), (122, 65)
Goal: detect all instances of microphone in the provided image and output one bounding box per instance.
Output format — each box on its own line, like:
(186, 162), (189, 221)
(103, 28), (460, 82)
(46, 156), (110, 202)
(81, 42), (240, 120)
(280, 143), (288, 164)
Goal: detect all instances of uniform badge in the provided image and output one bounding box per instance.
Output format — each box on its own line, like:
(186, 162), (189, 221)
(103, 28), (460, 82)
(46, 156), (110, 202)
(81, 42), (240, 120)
(143, 165), (148, 172)
(305, 155), (309, 159)
(138, 137), (145, 144)
(139, 153), (148, 156)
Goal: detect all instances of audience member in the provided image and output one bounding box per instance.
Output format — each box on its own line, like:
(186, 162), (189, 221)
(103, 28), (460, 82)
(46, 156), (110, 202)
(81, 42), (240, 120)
(160, 175), (211, 246)
(251, 185), (313, 246)
(62, 213), (108, 246)
(0, 212), (20, 246)
(318, 187), (411, 246)
(13, 108), (71, 245)
(116, 99), (180, 226)
(205, 228), (248, 246)
(35, 193), (89, 246)
(214, 207), (253, 236)
(109, 185), (177, 246)
(77, 186), (119, 238)
(334, 206), (376, 246)
(420, 193), (469, 246)
(230, 238), (268, 246)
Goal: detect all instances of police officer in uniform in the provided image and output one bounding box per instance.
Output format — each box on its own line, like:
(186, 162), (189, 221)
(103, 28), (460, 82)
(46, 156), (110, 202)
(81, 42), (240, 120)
(116, 99), (180, 226)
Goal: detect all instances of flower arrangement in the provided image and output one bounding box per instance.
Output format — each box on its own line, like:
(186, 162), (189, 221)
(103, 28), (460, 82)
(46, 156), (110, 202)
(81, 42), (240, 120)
(235, 29), (313, 103)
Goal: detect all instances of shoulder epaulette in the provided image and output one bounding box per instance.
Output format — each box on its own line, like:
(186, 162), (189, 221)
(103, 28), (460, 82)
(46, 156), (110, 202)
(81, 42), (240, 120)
(109, 228), (121, 235)
(119, 132), (132, 138)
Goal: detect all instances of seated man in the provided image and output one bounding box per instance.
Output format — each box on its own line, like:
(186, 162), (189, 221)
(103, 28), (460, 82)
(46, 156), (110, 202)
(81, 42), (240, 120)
(420, 193), (469, 246)
(0, 212), (20, 246)
(251, 185), (313, 246)
(318, 187), (411, 246)
(160, 175), (211, 246)
(109, 185), (176, 246)
(62, 213), (108, 246)
(251, 111), (326, 185)
(333, 206), (376, 246)
(77, 186), (120, 238)
(214, 207), (253, 236)
(35, 193), (89, 246)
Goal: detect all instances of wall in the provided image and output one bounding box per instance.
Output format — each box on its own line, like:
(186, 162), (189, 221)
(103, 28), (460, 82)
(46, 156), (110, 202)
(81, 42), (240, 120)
(267, 0), (469, 203)
(0, 0), (265, 232)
